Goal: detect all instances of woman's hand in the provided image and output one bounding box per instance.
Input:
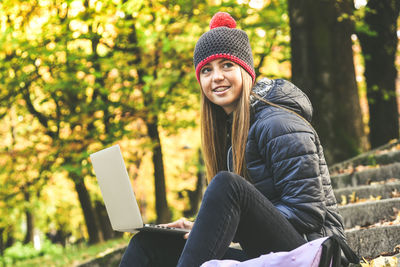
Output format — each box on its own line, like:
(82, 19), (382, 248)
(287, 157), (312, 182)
(159, 218), (193, 239)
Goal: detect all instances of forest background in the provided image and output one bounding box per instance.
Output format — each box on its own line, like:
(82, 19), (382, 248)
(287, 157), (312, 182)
(0, 0), (399, 264)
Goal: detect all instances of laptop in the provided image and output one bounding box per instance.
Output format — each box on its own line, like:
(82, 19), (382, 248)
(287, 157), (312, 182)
(90, 144), (189, 235)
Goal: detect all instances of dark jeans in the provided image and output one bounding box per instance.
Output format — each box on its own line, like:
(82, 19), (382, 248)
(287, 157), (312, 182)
(120, 171), (306, 267)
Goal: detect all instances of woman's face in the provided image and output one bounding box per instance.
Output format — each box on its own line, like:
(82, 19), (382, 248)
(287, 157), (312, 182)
(199, 59), (243, 114)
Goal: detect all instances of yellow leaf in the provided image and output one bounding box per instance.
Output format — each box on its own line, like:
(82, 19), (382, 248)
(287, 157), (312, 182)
(341, 195), (347, 205)
(349, 191), (357, 203)
(360, 257), (370, 267)
(369, 255), (398, 267)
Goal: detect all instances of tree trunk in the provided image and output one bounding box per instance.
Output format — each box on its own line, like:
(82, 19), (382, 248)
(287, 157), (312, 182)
(146, 117), (171, 224)
(72, 174), (101, 244)
(94, 200), (112, 240)
(0, 228), (4, 256)
(23, 192), (34, 244)
(357, 0), (400, 148)
(94, 200), (123, 240)
(5, 228), (14, 249)
(288, 0), (367, 164)
(183, 149), (205, 218)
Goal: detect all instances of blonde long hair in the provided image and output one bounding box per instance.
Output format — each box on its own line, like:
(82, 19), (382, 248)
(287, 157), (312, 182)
(200, 67), (253, 182)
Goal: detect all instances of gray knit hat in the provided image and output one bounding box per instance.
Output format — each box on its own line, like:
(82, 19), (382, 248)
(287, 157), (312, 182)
(193, 12), (255, 83)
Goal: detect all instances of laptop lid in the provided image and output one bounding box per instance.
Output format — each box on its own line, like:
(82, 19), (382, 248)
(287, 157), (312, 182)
(90, 144), (143, 232)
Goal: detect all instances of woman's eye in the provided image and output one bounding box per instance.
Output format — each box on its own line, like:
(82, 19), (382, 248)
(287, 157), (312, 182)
(201, 67), (211, 74)
(223, 62), (234, 68)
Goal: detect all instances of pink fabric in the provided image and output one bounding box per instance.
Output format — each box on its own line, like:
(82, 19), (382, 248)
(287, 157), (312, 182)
(200, 236), (330, 267)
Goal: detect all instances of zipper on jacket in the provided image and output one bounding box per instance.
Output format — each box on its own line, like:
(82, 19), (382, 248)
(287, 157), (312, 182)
(227, 146), (232, 172)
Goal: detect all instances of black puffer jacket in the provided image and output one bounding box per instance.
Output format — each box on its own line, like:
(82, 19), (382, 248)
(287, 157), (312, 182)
(227, 78), (346, 242)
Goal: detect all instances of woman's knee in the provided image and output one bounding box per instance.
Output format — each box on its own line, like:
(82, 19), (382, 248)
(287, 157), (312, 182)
(120, 233), (149, 266)
(126, 232), (159, 251)
(123, 232), (158, 259)
(121, 232), (185, 267)
(204, 171), (245, 200)
(125, 231), (186, 255)
(210, 171), (242, 188)
(124, 233), (146, 255)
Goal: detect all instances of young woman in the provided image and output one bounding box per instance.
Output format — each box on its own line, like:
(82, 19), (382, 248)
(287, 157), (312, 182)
(120, 12), (347, 267)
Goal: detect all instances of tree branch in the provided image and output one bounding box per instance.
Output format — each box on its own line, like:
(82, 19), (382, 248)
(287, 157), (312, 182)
(255, 30), (277, 77)
(21, 76), (57, 139)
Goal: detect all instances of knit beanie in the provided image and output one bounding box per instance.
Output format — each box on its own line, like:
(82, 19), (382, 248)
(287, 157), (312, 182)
(193, 12), (255, 83)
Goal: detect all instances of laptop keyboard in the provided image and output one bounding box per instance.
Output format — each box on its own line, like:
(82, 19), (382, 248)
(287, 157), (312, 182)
(144, 223), (189, 232)
(145, 224), (178, 230)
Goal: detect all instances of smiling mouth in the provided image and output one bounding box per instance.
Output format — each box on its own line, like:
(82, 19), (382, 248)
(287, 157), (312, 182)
(212, 86), (230, 93)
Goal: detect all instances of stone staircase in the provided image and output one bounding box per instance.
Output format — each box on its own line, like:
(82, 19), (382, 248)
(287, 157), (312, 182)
(78, 140), (400, 266)
(329, 140), (400, 259)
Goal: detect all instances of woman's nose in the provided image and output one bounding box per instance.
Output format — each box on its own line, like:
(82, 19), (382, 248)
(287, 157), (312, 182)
(212, 68), (224, 81)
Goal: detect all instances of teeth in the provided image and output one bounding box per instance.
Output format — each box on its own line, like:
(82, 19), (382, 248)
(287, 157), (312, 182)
(214, 87), (228, 92)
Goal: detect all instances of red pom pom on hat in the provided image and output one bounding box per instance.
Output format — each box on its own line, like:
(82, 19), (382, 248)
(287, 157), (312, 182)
(209, 12), (237, 30)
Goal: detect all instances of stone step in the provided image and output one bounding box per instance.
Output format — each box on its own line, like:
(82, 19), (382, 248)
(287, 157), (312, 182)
(371, 150), (400, 166)
(78, 245), (126, 267)
(331, 162), (400, 189)
(345, 224), (400, 258)
(330, 150), (400, 175)
(78, 226), (400, 265)
(334, 181), (400, 203)
(329, 140), (400, 174)
(338, 198), (400, 229)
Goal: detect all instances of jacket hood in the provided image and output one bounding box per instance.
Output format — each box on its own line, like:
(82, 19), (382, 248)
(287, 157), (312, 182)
(250, 78), (313, 123)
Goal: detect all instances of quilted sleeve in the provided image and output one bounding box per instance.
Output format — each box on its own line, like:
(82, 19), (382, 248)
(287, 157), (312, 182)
(255, 108), (326, 234)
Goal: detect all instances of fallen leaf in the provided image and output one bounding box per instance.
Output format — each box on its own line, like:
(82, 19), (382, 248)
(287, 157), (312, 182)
(341, 195), (347, 205)
(391, 189), (400, 198)
(369, 255), (398, 267)
(349, 191), (358, 203)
